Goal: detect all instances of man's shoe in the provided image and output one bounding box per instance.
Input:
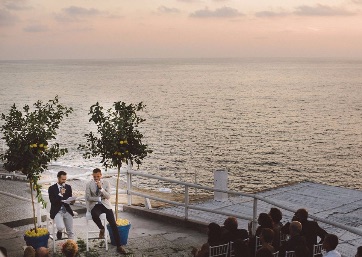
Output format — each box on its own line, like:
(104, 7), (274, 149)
(56, 231), (62, 240)
(99, 229), (105, 239)
(117, 246), (126, 254)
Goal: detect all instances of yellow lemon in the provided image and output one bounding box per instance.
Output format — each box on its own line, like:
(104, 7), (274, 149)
(120, 140), (124, 144)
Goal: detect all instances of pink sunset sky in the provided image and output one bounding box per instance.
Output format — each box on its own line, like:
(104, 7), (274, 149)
(1, 0), (362, 60)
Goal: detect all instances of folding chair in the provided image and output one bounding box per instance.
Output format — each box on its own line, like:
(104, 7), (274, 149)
(285, 251), (295, 257)
(85, 211), (108, 251)
(280, 232), (289, 244)
(47, 216), (68, 253)
(229, 241), (236, 257)
(255, 236), (262, 256)
(209, 243), (229, 257)
(273, 251), (279, 257)
(312, 243), (323, 257)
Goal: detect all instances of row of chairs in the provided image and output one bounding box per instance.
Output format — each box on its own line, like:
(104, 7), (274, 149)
(209, 241), (279, 257)
(47, 212), (108, 252)
(255, 235), (323, 257)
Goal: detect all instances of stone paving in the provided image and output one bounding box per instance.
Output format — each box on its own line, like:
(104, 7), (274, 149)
(1, 179), (361, 256)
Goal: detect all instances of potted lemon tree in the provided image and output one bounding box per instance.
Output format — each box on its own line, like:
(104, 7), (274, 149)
(0, 96), (73, 249)
(79, 101), (152, 245)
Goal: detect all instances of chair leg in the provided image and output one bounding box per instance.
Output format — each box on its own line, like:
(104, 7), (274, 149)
(86, 219), (89, 252)
(52, 219), (56, 253)
(103, 218), (108, 251)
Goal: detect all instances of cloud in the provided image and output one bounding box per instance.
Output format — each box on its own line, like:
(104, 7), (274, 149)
(23, 24), (48, 32)
(177, 0), (201, 2)
(54, 6), (101, 22)
(255, 11), (289, 18)
(0, 8), (18, 26)
(157, 6), (180, 14)
(190, 6), (244, 18)
(3, 0), (31, 10)
(351, 0), (362, 4)
(294, 4), (355, 16)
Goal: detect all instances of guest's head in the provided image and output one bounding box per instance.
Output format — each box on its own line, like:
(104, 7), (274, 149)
(207, 222), (222, 245)
(23, 246), (35, 257)
(289, 221), (302, 236)
(260, 228), (274, 244)
(224, 217), (238, 232)
(35, 247), (49, 257)
(256, 247), (273, 257)
(62, 240), (78, 257)
(294, 209), (308, 222)
(356, 246), (362, 257)
(0, 247), (7, 257)
(269, 208), (282, 224)
(323, 234), (339, 252)
(257, 213), (273, 229)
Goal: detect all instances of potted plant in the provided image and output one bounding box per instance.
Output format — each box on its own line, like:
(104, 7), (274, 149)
(0, 96), (73, 248)
(79, 101), (152, 245)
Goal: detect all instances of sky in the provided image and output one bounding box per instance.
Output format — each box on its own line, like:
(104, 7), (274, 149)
(1, 0), (362, 60)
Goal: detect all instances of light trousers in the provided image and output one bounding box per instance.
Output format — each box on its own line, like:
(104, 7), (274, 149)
(54, 211), (74, 239)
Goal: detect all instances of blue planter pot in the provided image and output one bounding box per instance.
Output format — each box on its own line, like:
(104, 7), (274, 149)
(107, 224), (131, 246)
(24, 233), (49, 249)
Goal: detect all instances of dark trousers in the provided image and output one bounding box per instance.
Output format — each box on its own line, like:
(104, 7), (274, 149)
(91, 204), (121, 247)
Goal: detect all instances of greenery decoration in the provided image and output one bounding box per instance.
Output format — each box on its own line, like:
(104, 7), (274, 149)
(79, 101), (152, 219)
(0, 96), (73, 233)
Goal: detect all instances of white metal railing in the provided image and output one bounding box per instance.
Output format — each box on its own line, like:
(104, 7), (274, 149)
(2, 167), (362, 237)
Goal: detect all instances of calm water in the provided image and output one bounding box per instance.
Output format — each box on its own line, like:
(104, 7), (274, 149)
(0, 58), (361, 192)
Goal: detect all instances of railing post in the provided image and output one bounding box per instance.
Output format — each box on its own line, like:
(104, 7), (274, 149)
(127, 172), (132, 206)
(185, 185), (189, 220)
(252, 197), (258, 235)
(36, 203), (41, 227)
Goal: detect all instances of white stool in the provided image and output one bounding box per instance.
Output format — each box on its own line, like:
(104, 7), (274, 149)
(85, 211), (108, 251)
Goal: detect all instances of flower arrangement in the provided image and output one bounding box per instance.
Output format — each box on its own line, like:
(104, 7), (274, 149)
(24, 227), (49, 237)
(115, 219), (129, 226)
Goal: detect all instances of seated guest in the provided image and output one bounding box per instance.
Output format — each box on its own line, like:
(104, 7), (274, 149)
(322, 234), (341, 257)
(35, 247), (49, 257)
(356, 246), (362, 257)
(256, 228), (275, 256)
(221, 216), (249, 242)
(269, 207), (283, 250)
(280, 221), (310, 257)
(62, 239), (78, 257)
(249, 213), (274, 256)
(221, 217), (249, 257)
(23, 246), (35, 257)
(255, 213), (274, 236)
(0, 247), (7, 257)
(191, 223), (223, 257)
(281, 208), (327, 255)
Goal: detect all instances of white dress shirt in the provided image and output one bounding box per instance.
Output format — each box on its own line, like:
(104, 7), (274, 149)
(323, 250), (341, 257)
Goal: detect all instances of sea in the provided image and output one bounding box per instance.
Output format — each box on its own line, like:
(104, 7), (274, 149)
(0, 58), (361, 193)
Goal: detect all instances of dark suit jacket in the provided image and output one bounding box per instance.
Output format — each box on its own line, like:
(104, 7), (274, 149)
(300, 220), (327, 250)
(281, 220), (327, 254)
(48, 183), (74, 219)
(279, 234), (310, 257)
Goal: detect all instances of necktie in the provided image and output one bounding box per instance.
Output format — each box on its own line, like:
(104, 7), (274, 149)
(96, 185), (101, 204)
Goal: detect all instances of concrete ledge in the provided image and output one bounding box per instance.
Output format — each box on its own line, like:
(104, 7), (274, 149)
(122, 205), (209, 233)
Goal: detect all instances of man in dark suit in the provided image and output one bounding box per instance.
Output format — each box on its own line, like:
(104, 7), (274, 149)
(280, 221), (310, 257)
(48, 171), (74, 239)
(281, 208), (327, 256)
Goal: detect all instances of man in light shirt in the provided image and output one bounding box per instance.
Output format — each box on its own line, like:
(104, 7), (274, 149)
(85, 168), (126, 254)
(322, 234), (341, 257)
